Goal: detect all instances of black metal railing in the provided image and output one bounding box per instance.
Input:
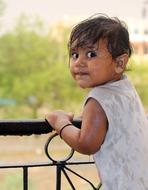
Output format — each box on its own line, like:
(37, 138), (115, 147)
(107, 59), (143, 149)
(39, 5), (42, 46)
(0, 119), (102, 190)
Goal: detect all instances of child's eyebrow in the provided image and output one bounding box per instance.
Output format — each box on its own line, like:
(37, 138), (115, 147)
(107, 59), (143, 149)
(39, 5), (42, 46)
(84, 45), (98, 51)
(70, 44), (98, 52)
(70, 47), (77, 52)
(85, 45), (96, 48)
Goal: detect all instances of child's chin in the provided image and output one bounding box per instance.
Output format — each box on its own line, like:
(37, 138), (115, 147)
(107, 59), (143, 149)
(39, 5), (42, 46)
(78, 83), (90, 89)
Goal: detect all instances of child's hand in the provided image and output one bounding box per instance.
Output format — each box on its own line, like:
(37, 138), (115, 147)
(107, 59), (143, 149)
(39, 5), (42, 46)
(45, 110), (74, 132)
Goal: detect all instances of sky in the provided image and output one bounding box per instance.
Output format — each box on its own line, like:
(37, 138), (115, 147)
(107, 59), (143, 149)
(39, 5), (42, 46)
(1, 0), (147, 32)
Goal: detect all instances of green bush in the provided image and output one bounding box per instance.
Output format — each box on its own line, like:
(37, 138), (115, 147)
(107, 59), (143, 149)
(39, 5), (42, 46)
(127, 59), (148, 111)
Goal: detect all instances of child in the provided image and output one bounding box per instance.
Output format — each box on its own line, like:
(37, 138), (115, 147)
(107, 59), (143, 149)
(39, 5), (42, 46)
(45, 14), (148, 189)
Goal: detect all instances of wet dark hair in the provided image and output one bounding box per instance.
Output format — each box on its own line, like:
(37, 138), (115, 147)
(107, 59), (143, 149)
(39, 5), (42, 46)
(68, 14), (132, 59)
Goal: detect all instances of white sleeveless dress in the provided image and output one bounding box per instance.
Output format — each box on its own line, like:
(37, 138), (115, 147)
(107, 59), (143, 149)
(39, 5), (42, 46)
(85, 75), (148, 190)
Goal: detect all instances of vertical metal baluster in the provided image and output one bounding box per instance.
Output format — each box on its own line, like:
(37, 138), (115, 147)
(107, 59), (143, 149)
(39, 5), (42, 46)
(23, 166), (28, 190)
(56, 163), (62, 190)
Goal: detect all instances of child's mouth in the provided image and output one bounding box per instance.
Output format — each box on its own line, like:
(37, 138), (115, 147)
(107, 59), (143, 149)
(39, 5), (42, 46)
(75, 72), (89, 79)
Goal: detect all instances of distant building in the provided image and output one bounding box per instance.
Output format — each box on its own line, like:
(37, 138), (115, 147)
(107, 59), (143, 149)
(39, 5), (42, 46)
(126, 18), (148, 58)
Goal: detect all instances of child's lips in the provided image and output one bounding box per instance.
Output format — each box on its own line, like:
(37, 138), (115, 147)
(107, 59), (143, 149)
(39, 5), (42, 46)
(75, 68), (89, 75)
(75, 72), (89, 79)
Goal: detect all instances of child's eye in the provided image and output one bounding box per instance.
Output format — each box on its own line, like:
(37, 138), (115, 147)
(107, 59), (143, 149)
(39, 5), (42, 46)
(87, 51), (97, 58)
(71, 52), (79, 59)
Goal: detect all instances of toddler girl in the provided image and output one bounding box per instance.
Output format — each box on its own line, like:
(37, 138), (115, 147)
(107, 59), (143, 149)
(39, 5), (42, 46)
(46, 14), (148, 189)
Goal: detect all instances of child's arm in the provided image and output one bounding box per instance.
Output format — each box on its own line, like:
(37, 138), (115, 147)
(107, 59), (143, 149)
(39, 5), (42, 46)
(45, 98), (108, 155)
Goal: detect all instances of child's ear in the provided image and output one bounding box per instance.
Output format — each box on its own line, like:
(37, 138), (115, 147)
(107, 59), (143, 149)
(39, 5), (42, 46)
(115, 54), (128, 74)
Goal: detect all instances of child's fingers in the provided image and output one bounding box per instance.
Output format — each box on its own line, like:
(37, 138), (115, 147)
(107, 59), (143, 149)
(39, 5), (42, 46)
(68, 112), (74, 120)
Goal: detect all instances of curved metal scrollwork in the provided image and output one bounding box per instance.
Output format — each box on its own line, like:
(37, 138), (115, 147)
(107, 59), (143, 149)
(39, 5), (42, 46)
(44, 132), (75, 162)
(44, 127), (102, 189)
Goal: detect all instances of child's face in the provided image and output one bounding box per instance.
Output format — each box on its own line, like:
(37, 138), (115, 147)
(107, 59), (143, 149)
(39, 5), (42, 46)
(69, 39), (118, 88)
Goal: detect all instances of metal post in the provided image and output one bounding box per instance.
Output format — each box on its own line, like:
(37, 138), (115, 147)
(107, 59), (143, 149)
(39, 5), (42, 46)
(23, 167), (28, 190)
(56, 163), (62, 190)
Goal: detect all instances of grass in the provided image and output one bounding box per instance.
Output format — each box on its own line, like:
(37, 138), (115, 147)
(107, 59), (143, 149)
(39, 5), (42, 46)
(0, 171), (35, 190)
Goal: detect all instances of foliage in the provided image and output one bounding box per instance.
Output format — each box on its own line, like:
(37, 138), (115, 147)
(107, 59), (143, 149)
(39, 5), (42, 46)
(0, 14), (147, 119)
(0, 14), (86, 118)
(126, 59), (148, 111)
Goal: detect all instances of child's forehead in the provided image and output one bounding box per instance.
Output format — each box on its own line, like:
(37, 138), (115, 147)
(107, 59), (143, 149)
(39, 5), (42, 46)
(70, 33), (96, 49)
(71, 44), (96, 51)
(70, 39), (108, 50)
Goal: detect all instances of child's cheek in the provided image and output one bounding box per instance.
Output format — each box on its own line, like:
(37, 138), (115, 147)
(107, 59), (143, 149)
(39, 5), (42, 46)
(90, 64), (99, 78)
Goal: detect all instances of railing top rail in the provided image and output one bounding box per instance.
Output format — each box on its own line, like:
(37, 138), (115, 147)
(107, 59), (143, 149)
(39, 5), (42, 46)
(0, 116), (147, 136)
(0, 119), (81, 136)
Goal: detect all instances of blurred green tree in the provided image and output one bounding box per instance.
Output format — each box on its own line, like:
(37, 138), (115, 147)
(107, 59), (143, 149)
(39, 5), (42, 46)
(0, 14), (86, 118)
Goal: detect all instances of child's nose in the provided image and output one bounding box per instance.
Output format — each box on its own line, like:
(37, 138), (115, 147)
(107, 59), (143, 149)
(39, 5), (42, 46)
(75, 55), (86, 67)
